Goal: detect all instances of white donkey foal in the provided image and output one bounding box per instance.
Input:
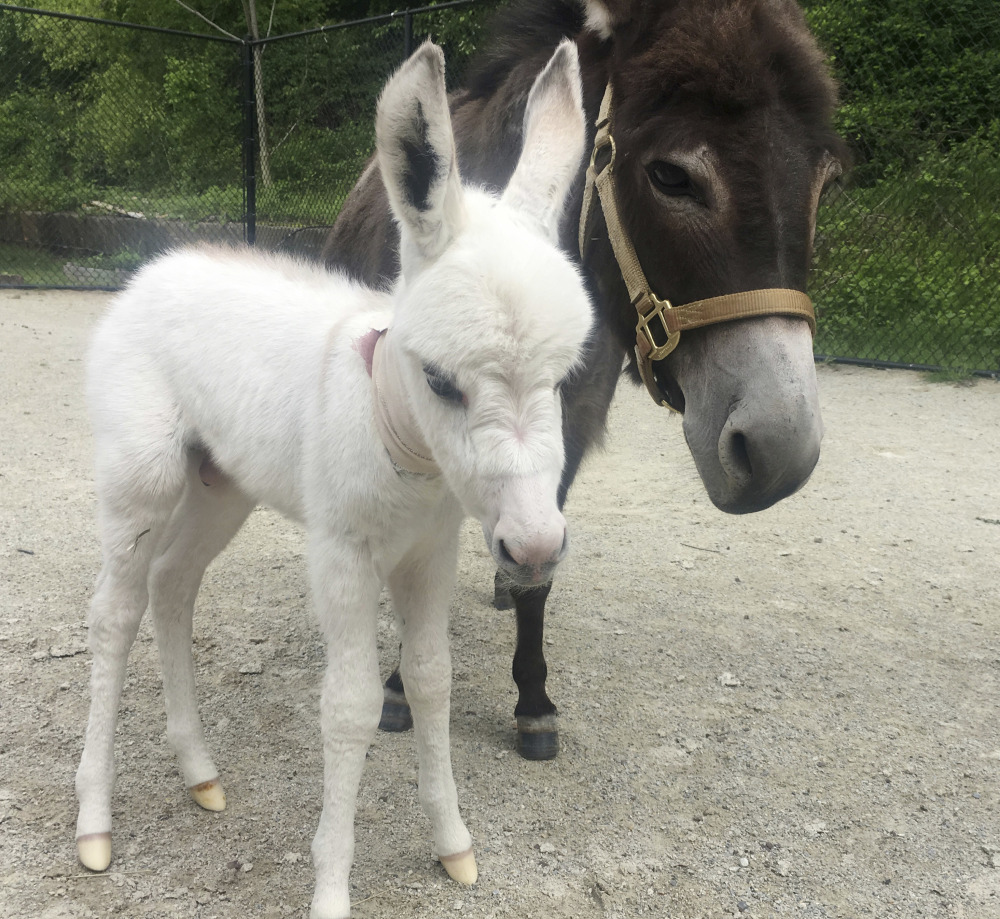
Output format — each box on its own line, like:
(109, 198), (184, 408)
(73, 41), (591, 919)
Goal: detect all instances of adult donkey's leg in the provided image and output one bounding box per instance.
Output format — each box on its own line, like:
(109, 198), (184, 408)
(510, 580), (558, 759)
(509, 329), (624, 759)
(376, 333), (623, 757)
(378, 652), (412, 733)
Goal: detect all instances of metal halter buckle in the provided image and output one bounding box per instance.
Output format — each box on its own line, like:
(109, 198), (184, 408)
(633, 290), (681, 362)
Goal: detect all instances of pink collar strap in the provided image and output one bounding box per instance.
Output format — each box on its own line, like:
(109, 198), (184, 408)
(370, 330), (441, 476)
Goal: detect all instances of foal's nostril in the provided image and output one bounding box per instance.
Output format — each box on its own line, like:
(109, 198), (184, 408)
(497, 539), (518, 568)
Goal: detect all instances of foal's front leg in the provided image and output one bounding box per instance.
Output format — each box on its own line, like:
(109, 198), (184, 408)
(308, 532), (384, 919)
(388, 514), (475, 885)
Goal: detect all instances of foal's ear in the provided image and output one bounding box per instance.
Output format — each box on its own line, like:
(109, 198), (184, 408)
(377, 41), (465, 267)
(502, 40), (586, 244)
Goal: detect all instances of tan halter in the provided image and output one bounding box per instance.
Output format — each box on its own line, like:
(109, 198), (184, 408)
(578, 82), (817, 411)
(371, 329), (441, 476)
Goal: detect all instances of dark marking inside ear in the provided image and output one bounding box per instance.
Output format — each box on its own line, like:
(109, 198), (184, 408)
(401, 101), (442, 213)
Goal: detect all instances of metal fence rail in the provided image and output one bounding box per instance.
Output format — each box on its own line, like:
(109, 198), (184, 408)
(1, 1), (997, 376)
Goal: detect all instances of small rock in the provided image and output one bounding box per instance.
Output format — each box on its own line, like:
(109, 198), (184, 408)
(539, 842), (556, 854)
(718, 671), (742, 687)
(739, 857), (749, 867)
(776, 860), (790, 877)
(238, 659), (263, 675)
(32, 651), (49, 661)
(283, 852), (303, 864)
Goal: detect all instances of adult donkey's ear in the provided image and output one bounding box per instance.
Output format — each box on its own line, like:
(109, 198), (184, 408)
(502, 40), (586, 245)
(377, 41), (466, 269)
(578, 0), (631, 40)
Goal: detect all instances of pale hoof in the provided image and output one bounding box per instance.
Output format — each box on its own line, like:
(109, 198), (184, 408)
(439, 847), (478, 885)
(189, 778), (226, 811)
(77, 832), (112, 872)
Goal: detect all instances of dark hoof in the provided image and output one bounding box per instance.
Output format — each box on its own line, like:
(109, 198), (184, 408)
(493, 583), (514, 610)
(378, 688), (413, 733)
(516, 714), (559, 760)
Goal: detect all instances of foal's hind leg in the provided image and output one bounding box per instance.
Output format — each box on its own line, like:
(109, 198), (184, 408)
(147, 472), (253, 811)
(75, 453), (187, 870)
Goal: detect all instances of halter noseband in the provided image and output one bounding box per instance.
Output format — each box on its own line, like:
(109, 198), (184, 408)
(578, 82), (817, 411)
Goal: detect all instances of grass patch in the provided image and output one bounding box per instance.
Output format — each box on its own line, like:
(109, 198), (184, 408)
(0, 242), (71, 286)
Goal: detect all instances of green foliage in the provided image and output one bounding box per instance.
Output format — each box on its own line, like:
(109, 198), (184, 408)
(2, 0), (997, 374)
(799, 0), (1000, 371)
(804, 0), (1000, 184)
(812, 123), (1000, 371)
(75, 244), (144, 270)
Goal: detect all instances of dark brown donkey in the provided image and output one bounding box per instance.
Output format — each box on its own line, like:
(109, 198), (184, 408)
(322, 0), (846, 760)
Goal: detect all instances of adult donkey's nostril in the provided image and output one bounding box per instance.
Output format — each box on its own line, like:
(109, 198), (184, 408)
(719, 428), (753, 486)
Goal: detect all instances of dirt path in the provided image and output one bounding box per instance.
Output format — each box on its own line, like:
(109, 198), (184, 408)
(2, 289), (999, 919)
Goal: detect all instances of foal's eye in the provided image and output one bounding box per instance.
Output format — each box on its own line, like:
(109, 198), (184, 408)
(423, 366), (465, 404)
(647, 160), (699, 199)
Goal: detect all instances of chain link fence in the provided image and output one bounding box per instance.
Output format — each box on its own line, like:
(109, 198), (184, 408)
(805, 0), (1000, 375)
(1, 1), (997, 375)
(0, 1), (496, 286)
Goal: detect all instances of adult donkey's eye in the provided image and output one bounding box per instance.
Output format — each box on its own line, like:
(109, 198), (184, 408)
(424, 366), (465, 404)
(647, 160), (698, 199)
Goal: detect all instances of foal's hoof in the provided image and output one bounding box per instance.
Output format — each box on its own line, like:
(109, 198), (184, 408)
(189, 778), (226, 811)
(516, 714), (559, 761)
(378, 688), (413, 733)
(77, 832), (112, 872)
(439, 847), (478, 885)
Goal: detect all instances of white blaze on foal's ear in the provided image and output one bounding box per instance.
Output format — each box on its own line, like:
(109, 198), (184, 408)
(377, 41), (466, 267)
(502, 40), (586, 244)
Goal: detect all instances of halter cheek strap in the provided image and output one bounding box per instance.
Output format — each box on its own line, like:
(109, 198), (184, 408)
(579, 82), (817, 411)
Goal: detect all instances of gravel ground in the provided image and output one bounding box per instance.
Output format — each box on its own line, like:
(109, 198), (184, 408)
(2, 289), (999, 919)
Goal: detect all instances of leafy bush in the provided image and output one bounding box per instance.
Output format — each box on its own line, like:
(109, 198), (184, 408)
(813, 123), (1000, 371)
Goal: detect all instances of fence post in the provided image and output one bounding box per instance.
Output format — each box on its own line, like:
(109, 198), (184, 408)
(403, 10), (413, 59)
(241, 38), (257, 247)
